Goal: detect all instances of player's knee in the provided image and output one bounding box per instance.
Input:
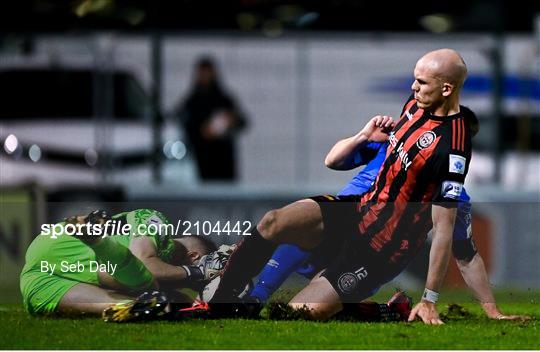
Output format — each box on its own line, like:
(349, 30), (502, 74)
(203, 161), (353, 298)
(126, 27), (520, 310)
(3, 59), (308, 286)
(456, 252), (478, 268)
(257, 209), (281, 240)
(288, 302), (335, 321)
(452, 240), (477, 263)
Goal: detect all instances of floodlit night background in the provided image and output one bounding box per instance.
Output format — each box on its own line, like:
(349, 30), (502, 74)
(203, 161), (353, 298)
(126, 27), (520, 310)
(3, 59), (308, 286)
(1, 0), (539, 298)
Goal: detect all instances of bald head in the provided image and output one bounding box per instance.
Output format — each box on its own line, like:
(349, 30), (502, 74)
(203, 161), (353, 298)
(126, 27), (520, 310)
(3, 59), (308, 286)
(417, 49), (467, 89)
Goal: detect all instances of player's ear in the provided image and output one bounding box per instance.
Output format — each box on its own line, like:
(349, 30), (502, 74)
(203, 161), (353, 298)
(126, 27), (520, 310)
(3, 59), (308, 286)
(442, 82), (454, 97)
(187, 250), (201, 264)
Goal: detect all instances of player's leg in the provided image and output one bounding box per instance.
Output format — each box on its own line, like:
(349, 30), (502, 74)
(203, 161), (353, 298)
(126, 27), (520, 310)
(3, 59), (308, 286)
(257, 199), (326, 247)
(250, 204), (352, 304)
(249, 244), (311, 303)
(212, 199), (326, 302)
(289, 276), (343, 320)
(21, 269), (132, 316)
(288, 275), (411, 322)
(57, 282), (133, 315)
(337, 290), (412, 322)
(287, 228), (392, 321)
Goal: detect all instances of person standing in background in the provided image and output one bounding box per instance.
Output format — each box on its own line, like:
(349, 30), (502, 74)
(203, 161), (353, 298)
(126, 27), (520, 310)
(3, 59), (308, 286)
(175, 56), (248, 181)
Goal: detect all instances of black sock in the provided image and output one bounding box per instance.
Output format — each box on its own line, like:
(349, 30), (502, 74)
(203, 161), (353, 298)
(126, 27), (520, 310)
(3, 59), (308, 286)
(212, 228), (277, 303)
(340, 302), (397, 322)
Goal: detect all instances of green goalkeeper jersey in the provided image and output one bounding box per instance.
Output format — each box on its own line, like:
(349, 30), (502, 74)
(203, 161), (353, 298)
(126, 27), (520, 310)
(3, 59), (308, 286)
(20, 209), (175, 314)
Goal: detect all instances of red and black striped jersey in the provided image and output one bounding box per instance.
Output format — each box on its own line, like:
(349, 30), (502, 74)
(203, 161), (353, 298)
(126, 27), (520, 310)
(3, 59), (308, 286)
(357, 95), (472, 266)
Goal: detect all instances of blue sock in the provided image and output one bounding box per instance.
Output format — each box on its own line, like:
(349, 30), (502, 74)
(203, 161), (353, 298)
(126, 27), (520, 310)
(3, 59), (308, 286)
(249, 244), (310, 303)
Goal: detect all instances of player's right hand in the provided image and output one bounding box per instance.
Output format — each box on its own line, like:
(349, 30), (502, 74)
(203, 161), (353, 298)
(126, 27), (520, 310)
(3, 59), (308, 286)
(359, 115), (395, 142)
(408, 301), (444, 325)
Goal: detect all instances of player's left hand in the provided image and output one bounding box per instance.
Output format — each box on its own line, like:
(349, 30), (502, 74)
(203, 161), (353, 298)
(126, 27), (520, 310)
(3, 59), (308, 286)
(482, 303), (532, 321)
(408, 301), (444, 325)
(493, 314), (532, 321)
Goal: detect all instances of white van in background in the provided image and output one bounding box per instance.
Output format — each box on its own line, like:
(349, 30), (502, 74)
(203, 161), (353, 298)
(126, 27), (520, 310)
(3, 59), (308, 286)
(0, 63), (190, 189)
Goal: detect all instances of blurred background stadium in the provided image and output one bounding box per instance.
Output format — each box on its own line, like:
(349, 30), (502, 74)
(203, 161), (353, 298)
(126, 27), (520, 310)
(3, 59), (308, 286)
(1, 0), (539, 302)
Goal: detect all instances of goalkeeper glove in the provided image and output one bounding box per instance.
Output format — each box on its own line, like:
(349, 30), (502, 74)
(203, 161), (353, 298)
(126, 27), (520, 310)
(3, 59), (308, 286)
(181, 244), (237, 284)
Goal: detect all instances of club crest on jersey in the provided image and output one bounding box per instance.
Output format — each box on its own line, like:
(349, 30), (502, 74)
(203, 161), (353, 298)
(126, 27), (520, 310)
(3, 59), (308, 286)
(338, 273), (358, 294)
(337, 267), (368, 294)
(449, 154), (466, 174)
(416, 131), (436, 149)
(442, 181), (463, 200)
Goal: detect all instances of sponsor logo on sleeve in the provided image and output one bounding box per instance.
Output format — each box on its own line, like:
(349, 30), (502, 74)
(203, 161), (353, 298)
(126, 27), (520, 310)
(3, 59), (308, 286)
(147, 215), (163, 225)
(449, 154), (466, 174)
(442, 181), (463, 200)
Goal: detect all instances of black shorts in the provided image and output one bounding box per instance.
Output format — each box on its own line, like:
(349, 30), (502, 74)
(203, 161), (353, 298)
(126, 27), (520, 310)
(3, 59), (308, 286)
(310, 195), (401, 302)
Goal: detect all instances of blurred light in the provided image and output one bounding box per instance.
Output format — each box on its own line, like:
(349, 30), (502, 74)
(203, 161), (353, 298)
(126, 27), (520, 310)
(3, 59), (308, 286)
(237, 12), (258, 31)
(163, 140), (174, 159)
(296, 12), (319, 28)
(419, 14), (453, 33)
(275, 5), (302, 23)
(262, 20), (283, 38)
(84, 149), (98, 166)
(4, 134), (18, 154)
(28, 144), (42, 162)
(170, 141), (187, 160)
(74, 0), (114, 18)
(121, 7), (146, 26)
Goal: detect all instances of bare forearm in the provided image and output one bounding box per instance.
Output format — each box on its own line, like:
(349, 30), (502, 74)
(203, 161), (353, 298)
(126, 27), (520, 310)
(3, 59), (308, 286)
(325, 132), (368, 170)
(426, 205), (457, 293)
(426, 228), (453, 292)
(141, 257), (188, 284)
(457, 254), (501, 317)
(457, 254), (495, 303)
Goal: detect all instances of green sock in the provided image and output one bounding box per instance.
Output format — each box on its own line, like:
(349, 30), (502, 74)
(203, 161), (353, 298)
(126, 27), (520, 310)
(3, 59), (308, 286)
(90, 238), (154, 290)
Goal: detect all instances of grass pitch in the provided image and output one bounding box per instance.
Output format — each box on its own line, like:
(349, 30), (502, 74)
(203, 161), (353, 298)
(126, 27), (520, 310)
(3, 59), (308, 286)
(1, 290), (539, 350)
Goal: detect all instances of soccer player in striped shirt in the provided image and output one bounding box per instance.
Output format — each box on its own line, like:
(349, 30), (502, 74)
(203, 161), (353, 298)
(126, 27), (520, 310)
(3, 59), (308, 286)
(211, 49), (479, 324)
(249, 107), (526, 321)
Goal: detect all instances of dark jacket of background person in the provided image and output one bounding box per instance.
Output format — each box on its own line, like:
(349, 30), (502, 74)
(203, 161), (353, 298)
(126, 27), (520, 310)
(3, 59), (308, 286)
(175, 58), (248, 181)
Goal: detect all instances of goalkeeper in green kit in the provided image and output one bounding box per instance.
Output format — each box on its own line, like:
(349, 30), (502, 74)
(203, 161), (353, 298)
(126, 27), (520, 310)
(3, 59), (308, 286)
(20, 208), (223, 318)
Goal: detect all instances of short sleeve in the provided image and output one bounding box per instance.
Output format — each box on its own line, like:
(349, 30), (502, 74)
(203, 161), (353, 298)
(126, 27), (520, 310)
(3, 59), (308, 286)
(431, 119), (472, 207)
(353, 142), (385, 166)
(126, 209), (175, 262)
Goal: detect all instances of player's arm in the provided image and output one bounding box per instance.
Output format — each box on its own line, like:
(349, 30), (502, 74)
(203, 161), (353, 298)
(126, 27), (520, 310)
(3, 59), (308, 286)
(456, 254), (497, 316)
(325, 115), (394, 170)
(456, 254), (530, 320)
(129, 236), (191, 286)
(408, 205), (456, 325)
(129, 236), (226, 289)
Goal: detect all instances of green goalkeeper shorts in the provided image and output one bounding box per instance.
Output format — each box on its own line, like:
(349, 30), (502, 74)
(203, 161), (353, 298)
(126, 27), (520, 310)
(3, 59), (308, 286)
(20, 230), (99, 315)
(20, 269), (83, 315)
